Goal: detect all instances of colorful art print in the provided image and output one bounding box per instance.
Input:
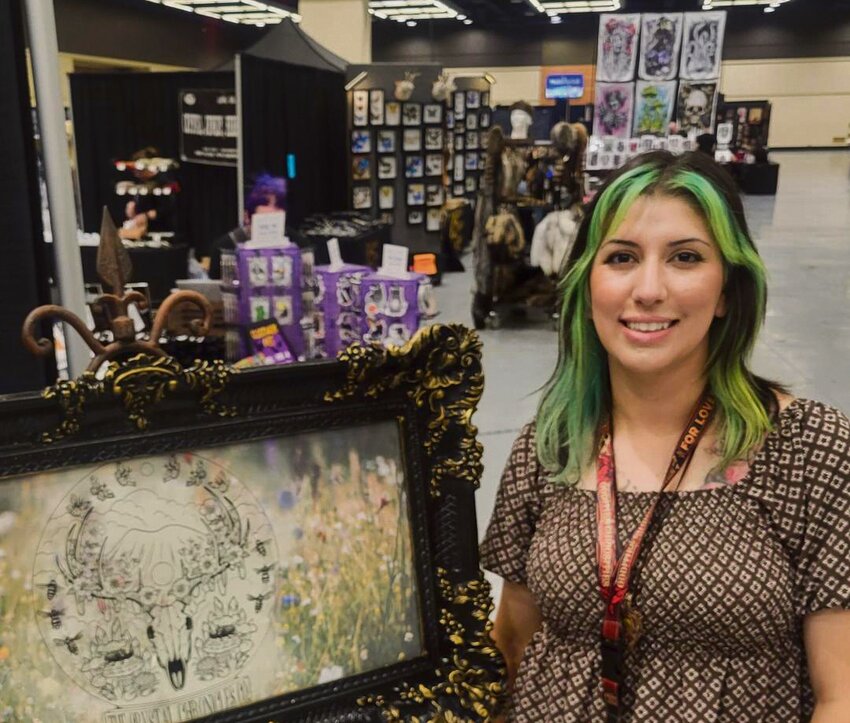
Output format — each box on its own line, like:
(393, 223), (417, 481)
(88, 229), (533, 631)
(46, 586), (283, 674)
(633, 80), (676, 136)
(628, 137), (641, 155)
(466, 131), (479, 150)
(377, 129), (396, 154)
(423, 104), (443, 124)
(479, 110), (491, 128)
(464, 176), (477, 193)
(452, 183), (464, 197)
(378, 184), (395, 210)
(425, 184), (444, 207)
(352, 185), (372, 209)
(402, 102), (422, 126)
(639, 13), (683, 81)
(425, 154), (444, 176)
(424, 128), (444, 151)
(369, 89), (385, 125)
(466, 90), (480, 109)
(454, 134), (465, 151)
(464, 152), (478, 171)
(351, 129), (371, 154)
(426, 208), (441, 232)
(593, 82), (634, 139)
(596, 13), (640, 82)
(680, 11), (726, 80)
(465, 114), (478, 131)
(352, 90), (369, 127)
(385, 101), (401, 126)
(404, 155), (424, 179)
(452, 91), (465, 118)
(377, 156), (397, 180)
(403, 129), (422, 152)
(352, 155), (371, 181)
(0, 327), (503, 722)
(676, 80), (718, 134)
(407, 209), (423, 225)
(406, 183), (425, 206)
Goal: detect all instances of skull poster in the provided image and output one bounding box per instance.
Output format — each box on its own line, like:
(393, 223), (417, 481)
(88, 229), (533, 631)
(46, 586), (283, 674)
(639, 13), (683, 81)
(633, 80), (677, 137)
(680, 11), (726, 80)
(596, 13), (640, 82)
(592, 82), (635, 139)
(677, 81), (719, 134)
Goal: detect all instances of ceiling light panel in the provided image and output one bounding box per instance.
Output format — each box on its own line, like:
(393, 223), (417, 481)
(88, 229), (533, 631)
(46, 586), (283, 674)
(703, 0), (791, 5)
(369, 0), (464, 22)
(525, 0), (621, 14)
(144, 0), (300, 25)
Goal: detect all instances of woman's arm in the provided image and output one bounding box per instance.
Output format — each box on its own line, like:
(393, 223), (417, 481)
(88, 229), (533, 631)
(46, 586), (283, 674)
(805, 608), (850, 722)
(492, 580), (543, 693)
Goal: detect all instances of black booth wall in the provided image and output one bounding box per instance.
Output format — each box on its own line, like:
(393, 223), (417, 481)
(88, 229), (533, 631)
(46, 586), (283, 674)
(71, 71), (238, 258)
(239, 54), (347, 227)
(0, 0), (55, 393)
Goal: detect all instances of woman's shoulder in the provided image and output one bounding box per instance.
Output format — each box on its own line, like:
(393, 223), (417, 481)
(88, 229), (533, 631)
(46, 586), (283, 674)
(772, 396), (849, 476)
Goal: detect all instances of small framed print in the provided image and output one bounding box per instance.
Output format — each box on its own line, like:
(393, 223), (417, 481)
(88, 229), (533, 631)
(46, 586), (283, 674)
(352, 155), (371, 181)
(377, 155), (398, 180)
(453, 154), (464, 182)
(377, 129), (396, 154)
(481, 90), (490, 106)
(352, 89), (368, 127)
(426, 208), (441, 232)
(352, 185), (372, 210)
(351, 129), (371, 154)
(453, 91), (465, 118)
(424, 127), (444, 151)
(425, 153), (443, 177)
(480, 110), (491, 128)
(466, 90), (480, 109)
(385, 101), (401, 126)
(453, 183), (464, 197)
(446, 110), (455, 126)
(379, 211), (394, 225)
(369, 88), (385, 125)
(423, 103), (443, 124)
(403, 128), (422, 152)
(425, 183), (444, 207)
(465, 114), (478, 130)
(466, 131), (479, 150)
(465, 176), (478, 193)
(480, 151), (487, 168)
(378, 184), (395, 210)
(404, 155), (424, 179)
(454, 134), (465, 151)
(464, 152), (478, 171)
(402, 102), (422, 126)
(408, 209), (423, 225)
(407, 183), (425, 206)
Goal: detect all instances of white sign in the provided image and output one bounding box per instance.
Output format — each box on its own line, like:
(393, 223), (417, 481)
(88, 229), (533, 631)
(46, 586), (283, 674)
(380, 244), (409, 278)
(251, 211), (286, 246)
(327, 237), (343, 270)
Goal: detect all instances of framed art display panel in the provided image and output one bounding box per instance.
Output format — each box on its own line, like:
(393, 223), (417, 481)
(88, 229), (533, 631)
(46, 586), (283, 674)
(638, 13), (683, 81)
(680, 11), (726, 81)
(596, 13), (640, 83)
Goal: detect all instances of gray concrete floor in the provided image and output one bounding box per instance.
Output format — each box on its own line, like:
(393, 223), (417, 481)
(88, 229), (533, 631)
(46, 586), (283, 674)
(430, 150), (850, 592)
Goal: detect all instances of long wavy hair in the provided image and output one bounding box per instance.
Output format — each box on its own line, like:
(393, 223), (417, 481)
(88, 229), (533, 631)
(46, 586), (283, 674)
(536, 151), (782, 483)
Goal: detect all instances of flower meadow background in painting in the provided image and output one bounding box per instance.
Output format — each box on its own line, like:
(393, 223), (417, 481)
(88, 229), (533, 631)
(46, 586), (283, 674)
(0, 420), (422, 722)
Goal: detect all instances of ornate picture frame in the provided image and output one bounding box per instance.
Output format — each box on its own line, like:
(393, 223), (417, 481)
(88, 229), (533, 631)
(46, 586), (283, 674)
(0, 325), (505, 722)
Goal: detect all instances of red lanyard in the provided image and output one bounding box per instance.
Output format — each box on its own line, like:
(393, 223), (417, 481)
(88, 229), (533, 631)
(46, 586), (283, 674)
(596, 392), (716, 720)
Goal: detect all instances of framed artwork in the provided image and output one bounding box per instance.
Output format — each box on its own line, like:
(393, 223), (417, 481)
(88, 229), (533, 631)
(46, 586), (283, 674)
(464, 176), (477, 193)
(596, 13), (641, 82)
(377, 156), (398, 180)
(402, 102), (422, 126)
(453, 154), (464, 182)
(404, 155), (424, 179)
(453, 183), (464, 197)
(464, 152), (478, 171)
(377, 129), (396, 154)
(466, 131), (479, 150)
(385, 101), (401, 126)
(423, 104), (443, 124)
(452, 91), (465, 119)
(0, 327), (505, 721)
(351, 129), (371, 154)
(446, 110), (455, 126)
(378, 184), (395, 210)
(676, 80), (719, 134)
(403, 128), (422, 152)
(481, 91), (490, 106)
(454, 134), (465, 151)
(369, 88), (385, 125)
(425, 184), (444, 208)
(353, 184), (372, 209)
(593, 83), (635, 139)
(465, 114), (478, 131)
(479, 151), (487, 167)
(407, 209), (423, 225)
(633, 80), (676, 136)
(379, 211), (394, 225)
(480, 110), (491, 128)
(425, 153), (443, 177)
(406, 182), (425, 206)
(352, 89), (369, 127)
(352, 155), (371, 181)
(426, 208), (441, 232)
(680, 11), (726, 80)
(424, 127), (444, 151)
(638, 13), (683, 81)
(466, 90), (480, 109)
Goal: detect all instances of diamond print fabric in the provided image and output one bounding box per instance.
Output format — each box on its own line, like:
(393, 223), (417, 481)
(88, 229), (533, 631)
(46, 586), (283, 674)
(480, 399), (850, 721)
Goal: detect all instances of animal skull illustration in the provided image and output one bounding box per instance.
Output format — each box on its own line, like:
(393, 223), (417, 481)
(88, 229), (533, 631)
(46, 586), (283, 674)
(431, 72), (455, 102)
(394, 71), (420, 101)
(684, 89), (709, 128)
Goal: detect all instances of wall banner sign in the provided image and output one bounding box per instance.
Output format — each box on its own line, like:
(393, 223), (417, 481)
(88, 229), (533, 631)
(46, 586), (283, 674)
(179, 88), (238, 167)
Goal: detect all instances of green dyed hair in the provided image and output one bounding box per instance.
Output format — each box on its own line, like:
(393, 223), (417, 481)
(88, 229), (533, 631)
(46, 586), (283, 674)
(537, 151), (782, 483)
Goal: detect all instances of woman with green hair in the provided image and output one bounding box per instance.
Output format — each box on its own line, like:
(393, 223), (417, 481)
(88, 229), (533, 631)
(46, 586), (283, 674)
(481, 151), (850, 721)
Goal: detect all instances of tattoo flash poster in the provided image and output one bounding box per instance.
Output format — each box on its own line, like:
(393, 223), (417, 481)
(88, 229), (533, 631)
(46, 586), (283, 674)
(633, 80), (677, 137)
(639, 13), (683, 81)
(677, 80), (719, 135)
(593, 83), (635, 139)
(681, 11), (726, 81)
(596, 13), (640, 82)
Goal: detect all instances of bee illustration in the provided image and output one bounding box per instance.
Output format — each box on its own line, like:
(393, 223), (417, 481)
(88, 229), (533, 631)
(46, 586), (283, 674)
(54, 632), (83, 655)
(163, 455), (180, 482)
(247, 591), (271, 613)
(89, 478), (114, 501)
(254, 539), (272, 557)
(38, 578), (60, 601)
(40, 608), (64, 629)
(115, 462), (135, 487)
(255, 564), (274, 584)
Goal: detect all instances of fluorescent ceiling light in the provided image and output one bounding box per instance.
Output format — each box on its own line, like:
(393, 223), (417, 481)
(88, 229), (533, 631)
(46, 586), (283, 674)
(369, 0), (465, 22)
(703, 0), (791, 6)
(143, 0), (300, 25)
(525, 0), (620, 13)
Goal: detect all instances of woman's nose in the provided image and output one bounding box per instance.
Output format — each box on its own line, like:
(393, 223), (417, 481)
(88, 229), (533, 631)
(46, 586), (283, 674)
(631, 260), (668, 306)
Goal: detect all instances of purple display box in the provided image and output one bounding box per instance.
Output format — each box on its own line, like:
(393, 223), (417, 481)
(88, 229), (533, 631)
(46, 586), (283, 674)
(235, 244), (304, 358)
(313, 264), (371, 358)
(355, 271), (438, 348)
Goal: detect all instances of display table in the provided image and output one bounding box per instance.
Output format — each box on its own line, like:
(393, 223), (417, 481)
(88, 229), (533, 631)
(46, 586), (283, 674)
(293, 213), (390, 268)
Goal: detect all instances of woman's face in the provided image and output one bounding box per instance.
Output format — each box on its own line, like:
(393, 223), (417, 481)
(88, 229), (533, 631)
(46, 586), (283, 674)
(589, 194), (726, 381)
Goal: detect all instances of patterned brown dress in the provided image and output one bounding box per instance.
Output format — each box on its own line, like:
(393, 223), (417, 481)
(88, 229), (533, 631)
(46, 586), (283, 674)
(480, 399), (850, 722)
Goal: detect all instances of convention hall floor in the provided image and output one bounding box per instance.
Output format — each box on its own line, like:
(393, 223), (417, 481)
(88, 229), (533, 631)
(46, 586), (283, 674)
(431, 150), (850, 589)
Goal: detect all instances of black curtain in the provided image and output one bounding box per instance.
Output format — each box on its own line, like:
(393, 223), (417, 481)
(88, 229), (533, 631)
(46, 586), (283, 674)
(71, 71), (238, 258)
(240, 54), (347, 227)
(0, 0), (55, 393)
